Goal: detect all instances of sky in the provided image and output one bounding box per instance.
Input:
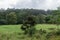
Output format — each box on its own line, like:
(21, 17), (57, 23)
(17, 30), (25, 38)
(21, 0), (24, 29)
(0, 0), (60, 10)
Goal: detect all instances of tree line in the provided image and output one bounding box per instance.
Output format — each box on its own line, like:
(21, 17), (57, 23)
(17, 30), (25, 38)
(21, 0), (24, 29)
(0, 8), (60, 25)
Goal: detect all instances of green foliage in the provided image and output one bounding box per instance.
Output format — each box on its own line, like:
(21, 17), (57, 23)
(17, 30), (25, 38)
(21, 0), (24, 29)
(0, 19), (7, 25)
(37, 14), (46, 23)
(52, 10), (60, 24)
(55, 29), (60, 35)
(6, 12), (17, 24)
(21, 15), (36, 36)
(39, 29), (46, 35)
(0, 24), (60, 40)
(0, 8), (60, 24)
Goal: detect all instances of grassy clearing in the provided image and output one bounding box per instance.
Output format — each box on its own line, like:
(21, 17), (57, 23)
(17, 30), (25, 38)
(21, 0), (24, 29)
(0, 25), (21, 33)
(0, 24), (60, 33)
(0, 24), (60, 40)
(36, 24), (60, 32)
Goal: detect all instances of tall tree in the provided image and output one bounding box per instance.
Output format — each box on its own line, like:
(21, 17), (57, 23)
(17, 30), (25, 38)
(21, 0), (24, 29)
(21, 15), (36, 36)
(6, 12), (17, 24)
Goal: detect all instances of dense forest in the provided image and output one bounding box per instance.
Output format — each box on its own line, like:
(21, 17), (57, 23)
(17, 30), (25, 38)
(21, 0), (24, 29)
(0, 8), (60, 24)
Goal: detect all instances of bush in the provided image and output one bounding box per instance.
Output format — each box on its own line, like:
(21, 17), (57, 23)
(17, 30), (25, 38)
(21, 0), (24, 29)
(39, 29), (46, 35)
(48, 28), (55, 30)
(55, 29), (60, 35)
(28, 27), (36, 37)
(46, 32), (53, 39)
(0, 19), (7, 25)
(21, 15), (36, 37)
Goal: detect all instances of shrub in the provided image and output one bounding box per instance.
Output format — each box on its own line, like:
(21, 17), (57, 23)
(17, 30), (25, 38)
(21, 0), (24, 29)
(28, 27), (36, 37)
(39, 29), (46, 35)
(0, 19), (7, 25)
(46, 32), (53, 39)
(55, 29), (60, 35)
(48, 28), (55, 30)
(21, 15), (36, 36)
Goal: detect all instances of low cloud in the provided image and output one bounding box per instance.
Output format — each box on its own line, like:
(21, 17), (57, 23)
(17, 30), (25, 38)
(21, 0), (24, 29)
(0, 0), (60, 10)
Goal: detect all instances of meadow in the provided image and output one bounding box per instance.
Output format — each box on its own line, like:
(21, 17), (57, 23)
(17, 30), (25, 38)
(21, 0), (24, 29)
(0, 24), (60, 33)
(0, 24), (60, 40)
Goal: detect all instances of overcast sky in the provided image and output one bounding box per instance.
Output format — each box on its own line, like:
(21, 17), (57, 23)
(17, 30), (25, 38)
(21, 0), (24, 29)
(0, 0), (60, 10)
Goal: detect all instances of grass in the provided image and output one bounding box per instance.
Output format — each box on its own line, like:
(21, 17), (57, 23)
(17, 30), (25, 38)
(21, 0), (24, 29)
(0, 25), (21, 33)
(36, 24), (60, 32)
(0, 24), (60, 40)
(0, 24), (59, 33)
(0, 24), (60, 33)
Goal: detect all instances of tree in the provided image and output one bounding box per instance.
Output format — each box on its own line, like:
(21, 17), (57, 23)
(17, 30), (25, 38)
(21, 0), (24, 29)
(21, 15), (36, 36)
(45, 16), (50, 24)
(0, 19), (7, 25)
(6, 12), (17, 24)
(38, 14), (46, 24)
(52, 9), (60, 29)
